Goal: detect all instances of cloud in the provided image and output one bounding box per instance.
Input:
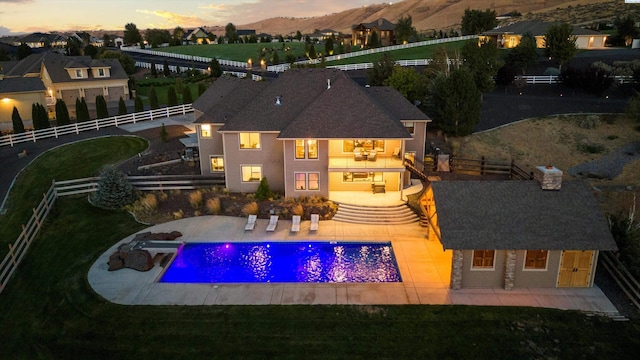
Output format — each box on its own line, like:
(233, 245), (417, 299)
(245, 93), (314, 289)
(136, 9), (207, 28)
(0, 25), (23, 36)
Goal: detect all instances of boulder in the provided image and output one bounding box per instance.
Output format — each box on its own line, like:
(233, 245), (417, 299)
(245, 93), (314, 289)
(108, 248), (153, 272)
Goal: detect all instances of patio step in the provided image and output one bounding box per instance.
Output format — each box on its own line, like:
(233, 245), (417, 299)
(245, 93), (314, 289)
(333, 203), (419, 224)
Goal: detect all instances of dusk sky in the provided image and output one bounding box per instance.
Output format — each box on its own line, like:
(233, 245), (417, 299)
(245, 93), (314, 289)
(0, 0), (388, 36)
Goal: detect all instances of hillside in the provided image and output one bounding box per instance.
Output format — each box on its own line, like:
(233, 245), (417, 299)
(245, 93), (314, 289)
(238, 0), (630, 35)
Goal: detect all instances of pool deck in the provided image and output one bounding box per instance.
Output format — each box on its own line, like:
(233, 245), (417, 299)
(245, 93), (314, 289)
(88, 216), (619, 314)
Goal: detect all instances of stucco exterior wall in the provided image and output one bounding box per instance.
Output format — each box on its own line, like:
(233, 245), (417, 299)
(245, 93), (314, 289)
(223, 132), (284, 193)
(282, 139), (329, 197)
(0, 91), (45, 125)
(197, 124), (224, 175)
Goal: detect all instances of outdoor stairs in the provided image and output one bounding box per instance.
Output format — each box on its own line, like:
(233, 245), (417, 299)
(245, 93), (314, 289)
(332, 203), (420, 225)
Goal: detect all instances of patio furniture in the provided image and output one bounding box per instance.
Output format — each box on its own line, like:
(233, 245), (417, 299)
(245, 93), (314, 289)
(266, 215), (279, 232)
(392, 147), (401, 159)
(244, 214), (257, 231)
(372, 182), (386, 193)
(291, 215), (301, 232)
(367, 150), (377, 161)
(309, 214), (319, 231)
(354, 149), (364, 161)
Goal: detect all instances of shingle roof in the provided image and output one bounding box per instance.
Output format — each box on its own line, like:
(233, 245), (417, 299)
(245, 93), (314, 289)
(353, 18), (396, 31)
(3, 53), (45, 76)
(430, 180), (617, 251)
(483, 20), (603, 37)
(205, 68), (422, 139)
(0, 77), (46, 94)
(365, 87), (431, 121)
(43, 53), (128, 83)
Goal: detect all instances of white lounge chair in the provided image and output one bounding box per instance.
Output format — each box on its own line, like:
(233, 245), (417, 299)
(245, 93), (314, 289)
(244, 214), (257, 231)
(266, 215), (278, 232)
(291, 215), (301, 232)
(309, 214), (319, 231)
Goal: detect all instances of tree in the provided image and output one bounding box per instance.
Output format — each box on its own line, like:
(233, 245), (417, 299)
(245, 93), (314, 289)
(172, 26), (185, 46)
(368, 31), (380, 49)
(429, 68), (481, 137)
(76, 97), (90, 122)
(271, 50), (280, 65)
(150, 60), (157, 77)
(95, 95), (109, 118)
(163, 59), (170, 77)
(383, 66), (427, 105)
(306, 44), (316, 60)
(0, 47), (11, 61)
(395, 15), (418, 44)
(91, 166), (136, 209)
(167, 85), (178, 106)
(99, 51), (136, 75)
(17, 43), (32, 60)
(32, 103), (49, 130)
(145, 28), (171, 48)
(461, 39), (500, 95)
(615, 15), (639, 46)
(295, 31), (302, 41)
(198, 82), (207, 96)
(225, 23), (238, 43)
(84, 44), (98, 58)
(461, 9), (498, 35)
(149, 86), (159, 109)
(11, 106), (25, 134)
(625, 91), (640, 125)
(324, 37), (334, 55)
(118, 97), (128, 115)
(55, 99), (70, 126)
(544, 22), (577, 72)
(134, 95), (144, 112)
(123, 23), (143, 46)
(209, 57), (222, 77)
(367, 52), (395, 86)
(255, 177), (273, 201)
(102, 34), (112, 47)
(504, 32), (538, 75)
(66, 36), (82, 56)
(182, 86), (193, 104)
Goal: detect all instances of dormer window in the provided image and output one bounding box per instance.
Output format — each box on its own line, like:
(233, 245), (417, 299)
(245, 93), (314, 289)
(75, 69), (83, 78)
(98, 68), (105, 77)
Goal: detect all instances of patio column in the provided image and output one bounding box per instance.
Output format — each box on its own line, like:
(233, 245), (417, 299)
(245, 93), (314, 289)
(450, 250), (463, 290)
(504, 250), (517, 290)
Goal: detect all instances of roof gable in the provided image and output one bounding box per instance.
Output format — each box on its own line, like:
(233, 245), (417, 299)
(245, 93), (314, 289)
(431, 180), (617, 251)
(483, 20), (603, 37)
(42, 53), (127, 83)
(193, 76), (268, 124)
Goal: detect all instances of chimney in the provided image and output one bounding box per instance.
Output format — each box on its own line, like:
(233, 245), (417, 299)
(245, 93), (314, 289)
(534, 166), (563, 190)
(327, 79), (331, 89)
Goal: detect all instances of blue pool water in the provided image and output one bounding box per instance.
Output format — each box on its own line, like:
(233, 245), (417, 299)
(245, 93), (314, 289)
(159, 242), (402, 283)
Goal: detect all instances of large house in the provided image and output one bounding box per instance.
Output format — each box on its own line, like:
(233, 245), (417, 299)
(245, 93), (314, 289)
(183, 28), (213, 45)
(192, 68), (430, 200)
(352, 18), (396, 48)
(423, 167), (617, 289)
(480, 21), (608, 49)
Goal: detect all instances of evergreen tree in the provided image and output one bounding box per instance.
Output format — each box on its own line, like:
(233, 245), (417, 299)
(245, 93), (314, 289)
(163, 59), (170, 76)
(167, 85), (178, 106)
(368, 31), (380, 49)
(31, 103), (40, 129)
(461, 39), (500, 95)
(430, 68), (481, 137)
(17, 42), (32, 60)
(395, 15), (418, 44)
(271, 50), (280, 65)
(182, 86), (193, 104)
(149, 86), (159, 109)
(198, 82), (207, 96)
(367, 52), (395, 86)
(95, 95), (109, 118)
(209, 57), (222, 77)
(544, 22), (577, 72)
(225, 23), (239, 43)
(134, 96), (144, 112)
(504, 32), (538, 75)
(461, 9), (498, 35)
(76, 97), (90, 122)
(324, 37), (334, 55)
(11, 106), (25, 134)
(32, 103), (50, 129)
(255, 177), (273, 200)
(150, 60), (157, 77)
(118, 97), (128, 115)
(55, 99), (71, 126)
(307, 44), (316, 60)
(176, 65), (181, 74)
(91, 166), (136, 209)
(123, 23), (143, 46)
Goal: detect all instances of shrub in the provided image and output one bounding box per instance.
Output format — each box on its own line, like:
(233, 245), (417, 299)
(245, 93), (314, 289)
(182, 86), (193, 104)
(55, 99), (70, 126)
(149, 86), (159, 109)
(157, 191), (168, 201)
(11, 106), (25, 134)
(134, 96), (144, 112)
(173, 209), (183, 219)
(95, 95), (109, 119)
(141, 193), (158, 209)
(255, 177), (272, 200)
(578, 115), (601, 129)
(91, 166), (136, 209)
(167, 85), (178, 106)
(607, 135), (619, 140)
(291, 204), (304, 216)
(189, 190), (203, 208)
(242, 201), (259, 216)
(206, 197), (221, 214)
(577, 142), (605, 154)
(118, 97), (128, 115)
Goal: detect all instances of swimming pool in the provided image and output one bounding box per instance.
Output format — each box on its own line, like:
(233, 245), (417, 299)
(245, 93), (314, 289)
(159, 242), (402, 283)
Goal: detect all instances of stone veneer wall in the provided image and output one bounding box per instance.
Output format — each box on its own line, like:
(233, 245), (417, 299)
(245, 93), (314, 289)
(504, 250), (517, 290)
(450, 250), (463, 290)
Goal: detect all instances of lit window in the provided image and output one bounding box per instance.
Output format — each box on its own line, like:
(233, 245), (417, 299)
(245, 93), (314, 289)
(404, 122), (415, 134)
(210, 156), (224, 172)
(201, 124), (212, 138)
(98, 68), (105, 77)
(241, 165), (261, 182)
(295, 173), (306, 190)
(295, 139), (318, 159)
(75, 69), (83, 78)
(239, 133), (260, 149)
(472, 250), (495, 269)
(344, 139), (384, 152)
(524, 250), (548, 270)
(308, 173), (319, 190)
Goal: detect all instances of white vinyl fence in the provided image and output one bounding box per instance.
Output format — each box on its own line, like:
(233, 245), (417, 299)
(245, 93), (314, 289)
(0, 104), (193, 148)
(134, 61), (262, 81)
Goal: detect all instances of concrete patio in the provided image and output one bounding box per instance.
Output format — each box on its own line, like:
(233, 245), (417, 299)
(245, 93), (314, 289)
(88, 216), (619, 315)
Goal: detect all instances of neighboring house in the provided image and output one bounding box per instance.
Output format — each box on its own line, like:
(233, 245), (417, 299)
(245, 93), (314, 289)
(12, 32), (67, 48)
(183, 28), (212, 45)
(237, 29), (256, 38)
(352, 18), (396, 47)
(423, 167), (617, 289)
(0, 77), (46, 125)
(309, 29), (340, 42)
(192, 68), (430, 199)
(480, 21), (608, 49)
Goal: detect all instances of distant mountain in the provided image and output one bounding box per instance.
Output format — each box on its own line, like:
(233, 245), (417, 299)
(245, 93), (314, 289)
(238, 0), (623, 36)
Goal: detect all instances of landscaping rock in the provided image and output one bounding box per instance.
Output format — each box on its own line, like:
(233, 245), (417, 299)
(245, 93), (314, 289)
(108, 248), (153, 271)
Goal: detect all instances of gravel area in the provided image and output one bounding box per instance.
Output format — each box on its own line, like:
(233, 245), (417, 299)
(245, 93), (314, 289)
(568, 142), (640, 179)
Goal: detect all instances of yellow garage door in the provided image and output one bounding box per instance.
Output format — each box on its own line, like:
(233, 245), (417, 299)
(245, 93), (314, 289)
(557, 251), (593, 287)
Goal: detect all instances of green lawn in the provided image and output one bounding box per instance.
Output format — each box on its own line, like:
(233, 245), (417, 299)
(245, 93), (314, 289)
(136, 79), (203, 106)
(1, 136), (639, 358)
(157, 42), (308, 62)
(327, 40), (469, 66)
(0, 137), (148, 258)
